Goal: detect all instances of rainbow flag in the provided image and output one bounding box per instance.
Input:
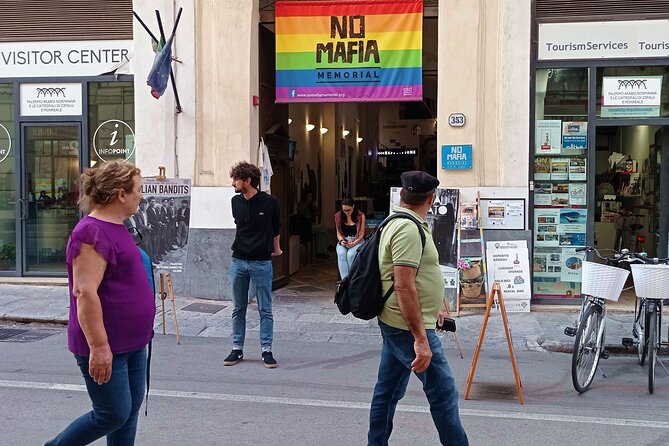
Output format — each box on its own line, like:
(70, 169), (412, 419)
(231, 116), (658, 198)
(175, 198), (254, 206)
(275, 0), (423, 103)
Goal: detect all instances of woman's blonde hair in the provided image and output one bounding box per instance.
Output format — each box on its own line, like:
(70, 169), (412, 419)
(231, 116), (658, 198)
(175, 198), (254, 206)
(78, 161), (141, 212)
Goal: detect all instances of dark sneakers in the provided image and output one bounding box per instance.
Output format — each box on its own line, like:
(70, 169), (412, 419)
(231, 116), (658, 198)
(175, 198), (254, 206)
(262, 351), (278, 368)
(224, 349), (243, 366)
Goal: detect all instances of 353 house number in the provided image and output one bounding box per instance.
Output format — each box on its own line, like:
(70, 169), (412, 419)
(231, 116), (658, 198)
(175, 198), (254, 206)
(448, 113), (466, 127)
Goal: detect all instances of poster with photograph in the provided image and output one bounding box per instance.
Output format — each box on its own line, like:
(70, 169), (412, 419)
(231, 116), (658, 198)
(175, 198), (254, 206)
(534, 182), (552, 206)
(562, 121), (588, 153)
(459, 203), (478, 229)
(536, 120), (562, 155)
(550, 158), (569, 180)
(128, 177), (192, 273)
(561, 248), (586, 282)
(559, 208), (587, 234)
(551, 183), (570, 207)
(569, 183), (586, 206)
(568, 158), (586, 181)
(534, 157), (551, 180)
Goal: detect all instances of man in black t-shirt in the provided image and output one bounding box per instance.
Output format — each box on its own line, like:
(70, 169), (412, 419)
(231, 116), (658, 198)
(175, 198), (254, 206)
(225, 161), (282, 369)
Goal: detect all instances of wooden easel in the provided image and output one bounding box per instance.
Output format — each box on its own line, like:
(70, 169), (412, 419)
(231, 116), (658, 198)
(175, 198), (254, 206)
(464, 282), (524, 404)
(159, 272), (181, 344)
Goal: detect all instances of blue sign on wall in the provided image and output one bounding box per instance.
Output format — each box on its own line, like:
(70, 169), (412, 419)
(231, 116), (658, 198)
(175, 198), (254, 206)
(441, 144), (473, 169)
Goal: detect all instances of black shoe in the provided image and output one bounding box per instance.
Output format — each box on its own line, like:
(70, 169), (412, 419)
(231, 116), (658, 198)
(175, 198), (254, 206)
(261, 351), (278, 368)
(224, 349), (243, 366)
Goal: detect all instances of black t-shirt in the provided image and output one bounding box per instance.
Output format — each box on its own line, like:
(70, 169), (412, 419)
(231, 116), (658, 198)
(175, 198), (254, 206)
(231, 191), (280, 261)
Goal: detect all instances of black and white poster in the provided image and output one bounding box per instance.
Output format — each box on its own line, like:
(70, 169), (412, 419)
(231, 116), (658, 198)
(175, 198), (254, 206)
(126, 177), (191, 273)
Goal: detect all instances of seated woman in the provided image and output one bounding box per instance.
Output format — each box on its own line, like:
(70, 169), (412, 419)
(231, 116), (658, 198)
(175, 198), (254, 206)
(334, 197), (366, 279)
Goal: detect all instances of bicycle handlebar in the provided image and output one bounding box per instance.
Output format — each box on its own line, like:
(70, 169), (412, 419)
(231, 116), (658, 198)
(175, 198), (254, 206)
(576, 246), (669, 264)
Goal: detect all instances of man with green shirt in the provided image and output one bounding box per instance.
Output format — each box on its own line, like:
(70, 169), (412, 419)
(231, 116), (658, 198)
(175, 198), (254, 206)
(368, 171), (468, 446)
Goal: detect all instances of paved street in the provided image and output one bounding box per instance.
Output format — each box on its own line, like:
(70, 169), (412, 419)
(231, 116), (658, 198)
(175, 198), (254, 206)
(1, 326), (669, 446)
(1, 260), (668, 445)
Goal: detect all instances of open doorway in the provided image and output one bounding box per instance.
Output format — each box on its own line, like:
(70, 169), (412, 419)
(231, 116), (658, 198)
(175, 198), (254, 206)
(593, 125), (663, 257)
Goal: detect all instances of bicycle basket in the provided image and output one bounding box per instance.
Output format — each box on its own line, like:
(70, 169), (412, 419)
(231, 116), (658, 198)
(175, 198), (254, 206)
(630, 264), (669, 299)
(581, 261), (629, 300)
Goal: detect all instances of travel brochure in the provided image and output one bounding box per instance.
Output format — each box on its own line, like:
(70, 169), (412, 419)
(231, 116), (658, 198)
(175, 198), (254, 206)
(534, 182), (586, 207)
(534, 208), (587, 248)
(535, 120), (588, 155)
(532, 247), (586, 283)
(534, 156), (586, 182)
(535, 120), (562, 155)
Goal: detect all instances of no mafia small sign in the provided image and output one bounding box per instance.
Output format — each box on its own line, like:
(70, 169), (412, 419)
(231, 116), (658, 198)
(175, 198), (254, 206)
(441, 144), (472, 170)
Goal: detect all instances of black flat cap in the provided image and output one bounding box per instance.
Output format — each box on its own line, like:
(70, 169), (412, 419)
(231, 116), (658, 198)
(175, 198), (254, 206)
(401, 171), (439, 193)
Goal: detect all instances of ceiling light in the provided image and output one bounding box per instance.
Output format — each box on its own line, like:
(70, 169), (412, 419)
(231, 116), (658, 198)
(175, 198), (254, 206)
(288, 118), (292, 125)
(320, 127), (329, 134)
(342, 129), (350, 137)
(356, 137), (363, 143)
(306, 124), (315, 132)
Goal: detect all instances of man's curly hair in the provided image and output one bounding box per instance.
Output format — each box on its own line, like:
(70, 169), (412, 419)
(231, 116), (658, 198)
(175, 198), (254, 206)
(229, 161), (260, 189)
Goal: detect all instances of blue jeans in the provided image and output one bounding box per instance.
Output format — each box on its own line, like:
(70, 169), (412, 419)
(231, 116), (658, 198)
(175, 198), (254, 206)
(46, 347), (147, 446)
(368, 322), (468, 446)
(336, 242), (360, 278)
(230, 258), (273, 352)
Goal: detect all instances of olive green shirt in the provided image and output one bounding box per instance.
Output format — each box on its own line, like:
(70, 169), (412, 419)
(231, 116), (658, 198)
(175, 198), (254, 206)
(377, 208), (444, 331)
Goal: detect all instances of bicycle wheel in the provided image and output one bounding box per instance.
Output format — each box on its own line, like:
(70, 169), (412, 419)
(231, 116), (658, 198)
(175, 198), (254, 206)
(648, 306), (658, 394)
(637, 301), (647, 366)
(571, 304), (604, 393)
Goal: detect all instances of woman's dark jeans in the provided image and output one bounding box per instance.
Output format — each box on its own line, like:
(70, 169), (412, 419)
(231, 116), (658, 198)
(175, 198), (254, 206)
(45, 347), (147, 446)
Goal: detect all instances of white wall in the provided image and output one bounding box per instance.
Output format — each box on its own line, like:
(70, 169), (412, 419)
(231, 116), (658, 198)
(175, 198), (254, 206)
(437, 0), (530, 188)
(133, 0), (196, 180)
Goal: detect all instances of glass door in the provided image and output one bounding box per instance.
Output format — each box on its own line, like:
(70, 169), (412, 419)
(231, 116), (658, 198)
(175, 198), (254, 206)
(22, 124), (80, 274)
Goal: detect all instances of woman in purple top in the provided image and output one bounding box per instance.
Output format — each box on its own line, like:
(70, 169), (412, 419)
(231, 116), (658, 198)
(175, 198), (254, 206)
(46, 161), (155, 446)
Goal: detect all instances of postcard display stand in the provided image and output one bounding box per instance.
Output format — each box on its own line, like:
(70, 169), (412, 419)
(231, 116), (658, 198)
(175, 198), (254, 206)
(534, 120), (589, 298)
(456, 192), (489, 316)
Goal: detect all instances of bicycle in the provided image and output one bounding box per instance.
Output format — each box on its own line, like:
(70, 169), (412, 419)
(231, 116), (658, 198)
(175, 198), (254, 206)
(564, 246), (631, 393)
(629, 260), (669, 393)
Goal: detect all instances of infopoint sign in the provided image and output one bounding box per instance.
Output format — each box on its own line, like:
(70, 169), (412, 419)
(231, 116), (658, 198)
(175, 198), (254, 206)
(93, 120), (135, 162)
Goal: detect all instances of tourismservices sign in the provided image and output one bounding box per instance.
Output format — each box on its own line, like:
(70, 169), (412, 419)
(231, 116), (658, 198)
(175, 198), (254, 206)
(275, 0), (423, 103)
(538, 20), (669, 60)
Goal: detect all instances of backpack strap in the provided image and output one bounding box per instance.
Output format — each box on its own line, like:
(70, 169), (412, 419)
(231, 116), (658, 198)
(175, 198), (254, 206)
(378, 212), (427, 301)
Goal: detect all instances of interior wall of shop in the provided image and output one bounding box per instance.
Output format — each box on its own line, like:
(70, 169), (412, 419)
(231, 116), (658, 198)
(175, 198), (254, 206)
(437, 0), (530, 194)
(594, 125), (658, 252)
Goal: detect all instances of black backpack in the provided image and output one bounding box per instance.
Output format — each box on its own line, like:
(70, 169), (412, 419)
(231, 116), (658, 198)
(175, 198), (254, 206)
(334, 212), (426, 320)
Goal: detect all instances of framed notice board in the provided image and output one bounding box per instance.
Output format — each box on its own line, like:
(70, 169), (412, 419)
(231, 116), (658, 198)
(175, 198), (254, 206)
(479, 198), (526, 230)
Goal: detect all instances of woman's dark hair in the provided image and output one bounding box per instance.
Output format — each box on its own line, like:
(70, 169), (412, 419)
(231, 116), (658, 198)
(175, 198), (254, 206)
(339, 197), (358, 223)
(229, 161), (260, 189)
(79, 161), (141, 213)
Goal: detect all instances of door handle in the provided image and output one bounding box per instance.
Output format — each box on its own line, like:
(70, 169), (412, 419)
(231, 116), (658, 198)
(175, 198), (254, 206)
(19, 198), (27, 220)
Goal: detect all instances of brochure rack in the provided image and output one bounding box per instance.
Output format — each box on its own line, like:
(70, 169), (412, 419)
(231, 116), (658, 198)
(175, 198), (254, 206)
(456, 191), (489, 316)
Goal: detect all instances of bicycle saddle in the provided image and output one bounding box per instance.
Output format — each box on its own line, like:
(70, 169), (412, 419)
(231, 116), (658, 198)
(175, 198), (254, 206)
(631, 223), (644, 231)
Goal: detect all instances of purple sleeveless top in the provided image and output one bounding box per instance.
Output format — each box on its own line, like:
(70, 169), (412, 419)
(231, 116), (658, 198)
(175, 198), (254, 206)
(66, 216), (155, 356)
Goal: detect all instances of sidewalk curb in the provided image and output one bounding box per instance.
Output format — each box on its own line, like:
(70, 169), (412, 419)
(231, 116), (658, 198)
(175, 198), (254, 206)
(0, 316), (67, 325)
